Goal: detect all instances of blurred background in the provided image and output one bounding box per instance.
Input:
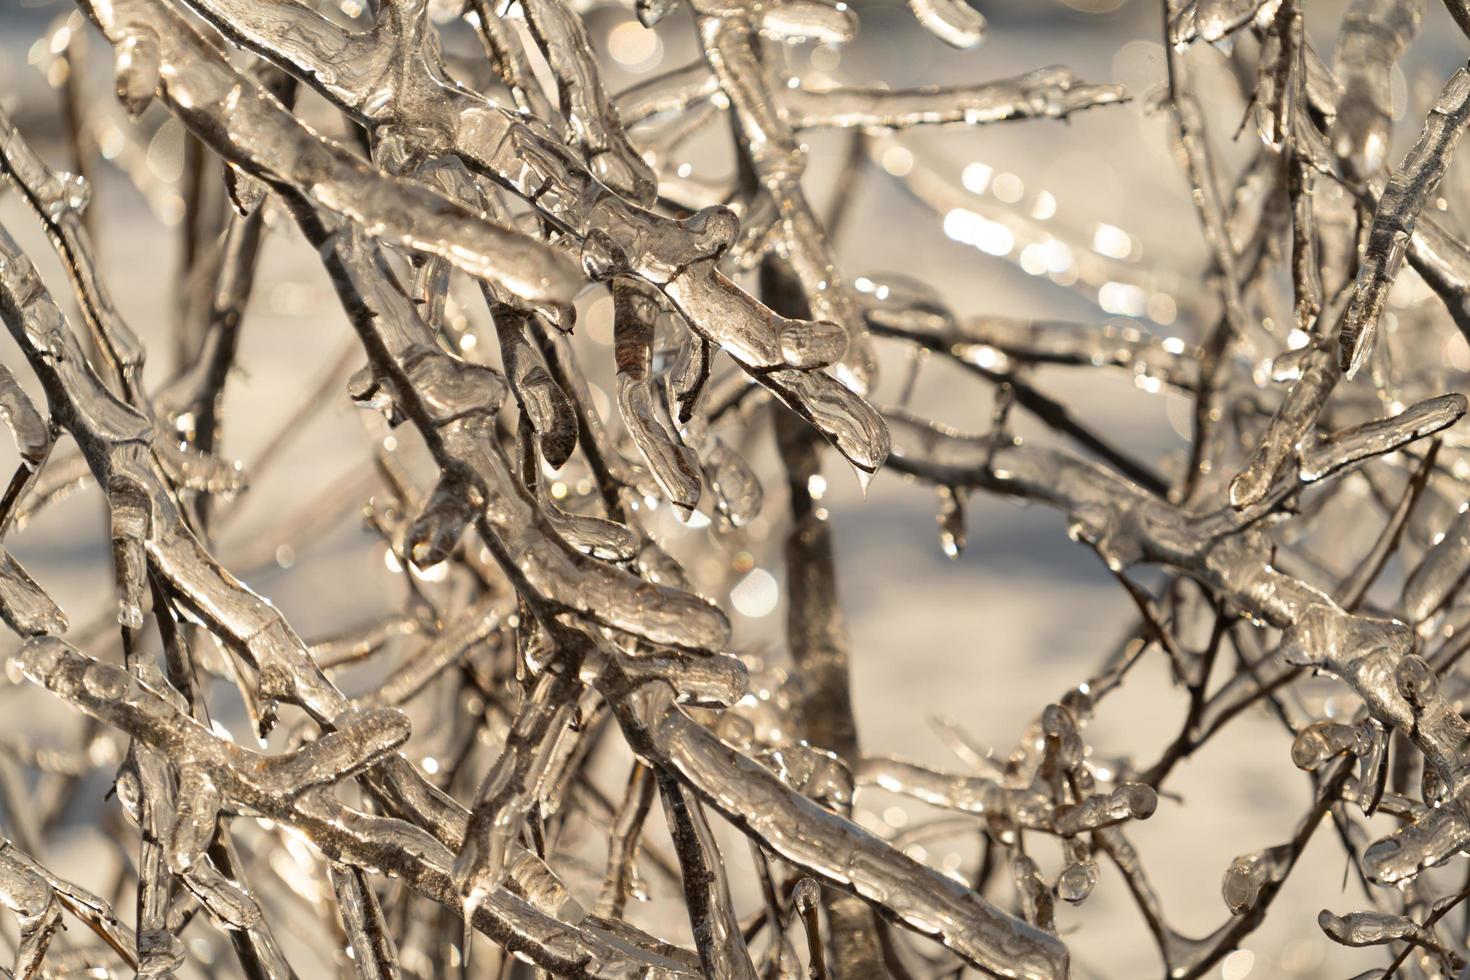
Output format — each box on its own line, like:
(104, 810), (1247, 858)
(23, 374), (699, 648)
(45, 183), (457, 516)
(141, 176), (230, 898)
(2, 0), (1470, 977)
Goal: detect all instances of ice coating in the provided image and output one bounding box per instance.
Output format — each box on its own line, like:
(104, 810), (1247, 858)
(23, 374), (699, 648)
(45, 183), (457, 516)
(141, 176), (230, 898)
(153, 0), (891, 474)
(1170, 0), (1276, 45)
(300, 218), (732, 652)
(493, 304), (579, 470)
(0, 550), (66, 638)
(1299, 393), (1467, 481)
(0, 213), (706, 977)
(14, 638), (697, 979)
(0, 106), (144, 394)
(1229, 344), (1338, 508)
(1319, 907), (1466, 972)
(614, 281), (704, 517)
(883, 407), (1470, 782)
(517, 0), (658, 204)
(1339, 67), (1470, 377)
(0, 364), (48, 469)
(85, 0), (581, 306)
(457, 668), (577, 901)
(688, 0), (877, 391)
(785, 67), (1126, 130)
(9, 0), (1470, 976)
(906, 0), (986, 48)
(864, 299), (1200, 391)
(607, 677), (1071, 979)
(1330, 0), (1425, 182)
(658, 774), (760, 980)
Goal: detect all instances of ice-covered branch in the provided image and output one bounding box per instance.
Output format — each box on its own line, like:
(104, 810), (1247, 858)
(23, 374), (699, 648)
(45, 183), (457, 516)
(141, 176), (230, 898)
(12, 638), (702, 979)
(1331, 0), (1425, 181)
(1339, 66), (1470, 377)
(784, 67), (1126, 130)
(604, 673), (1071, 980)
(77, 0), (579, 305)
(883, 406), (1470, 792)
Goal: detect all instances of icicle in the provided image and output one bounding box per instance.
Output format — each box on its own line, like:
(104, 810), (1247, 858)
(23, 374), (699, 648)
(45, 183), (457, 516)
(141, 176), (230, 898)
(937, 485), (966, 559)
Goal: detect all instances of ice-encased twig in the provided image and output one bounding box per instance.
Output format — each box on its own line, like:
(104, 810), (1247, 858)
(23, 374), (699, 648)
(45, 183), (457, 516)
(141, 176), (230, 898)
(615, 63), (722, 127)
(364, 596), (508, 707)
(1096, 755), (1355, 980)
(0, 107), (143, 398)
(1318, 907), (1463, 969)
(157, 0), (890, 478)
(1333, 160), (1470, 344)
(0, 214), (705, 976)
(784, 67), (1126, 130)
(327, 862), (401, 980)
(689, 0), (876, 391)
(0, 364), (49, 471)
(0, 550), (67, 638)
(517, 0), (658, 204)
(1, 109), (251, 506)
(906, 0), (986, 48)
(294, 211), (731, 651)
(614, 281), (703, 517)
(1, 839), (138, 969)
(1300, 393), (1466, 481)
(767, 261), (888, 978)
(456, 666), (578, 903)
(492, 303), (579, 472)
(857, 757), (1156, 834)
(1229, 345), (1338, 509)
(1339, 67), (1470, 378)
(1330, 0), (1425, 181)
(1272, 0), (1325, 333)
(0, 838), (63, 980)
(603, 673), (1071, 980)
(13, 637), (702, 979)
(1163, 71), (1251, 342)
(594, 762), (656, 919)
(1170, 0), (1275, 45)
(76, 0), (579, 306)
(0, 217), (342, 683)
(1402, 501), (1470, 622)
(864, 301), (1200, 390)
(18, 0), (1470, 975)
(657, 773), (759, 980)
(882, 409), (1470, 795)
(869, 315), (1171, 495)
